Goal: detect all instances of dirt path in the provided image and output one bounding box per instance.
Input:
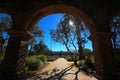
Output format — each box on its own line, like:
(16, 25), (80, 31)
(27, 58), (98, 80)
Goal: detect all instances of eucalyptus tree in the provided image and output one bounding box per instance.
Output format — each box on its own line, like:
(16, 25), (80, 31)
(33, 40), (49, 54)
(50, 14), (89, 65)
(0, 14), (44, 54)
(28, 24), (44, 54)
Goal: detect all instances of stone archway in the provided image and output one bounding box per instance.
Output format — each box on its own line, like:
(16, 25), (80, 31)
(25, 3), (99, 78)
(23, 4), (120, 80)
(25, 4), (96, 33)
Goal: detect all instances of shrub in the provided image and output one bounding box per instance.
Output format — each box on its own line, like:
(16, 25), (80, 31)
(47, 57), (56, 61)
(0, 53), (4, 63)
(66, 57), (73, 61)
(26, 57), (39, 70)
(37, 54), (48, 62)
(78, 59), (95, 74)
(26, 54), (48, 70)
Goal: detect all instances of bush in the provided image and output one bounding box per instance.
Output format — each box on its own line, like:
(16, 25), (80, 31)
(0, 53), (4, 63)
(79, 59), (95, 74)
(26, 57), (40, 70)
(37, 55), (48, 62)
(26, 54), (48, 70)
(66, 57), (73, 61)
(47, 57), (56, 61)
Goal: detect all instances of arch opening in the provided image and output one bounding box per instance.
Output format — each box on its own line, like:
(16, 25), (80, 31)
(0, 13), (12, 63)
(26, 4), (96, 34)
(25, 11), (96, 79)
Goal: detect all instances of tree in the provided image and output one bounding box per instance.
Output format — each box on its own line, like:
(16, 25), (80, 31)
(50, 14), (89, 65)
(111, 16), (120, 49)
(28, 38), (36, 54)
(33, 40), (49, 54)
(28, 24), (44, 54)
(111, 16), (120, 63)
(0, 14), (12, 52)
(32, 24), (44, 37)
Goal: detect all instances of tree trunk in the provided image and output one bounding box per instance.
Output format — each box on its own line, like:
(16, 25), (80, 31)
(78, 45), (85, 60)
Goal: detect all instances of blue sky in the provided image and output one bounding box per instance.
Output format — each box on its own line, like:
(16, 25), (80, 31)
(0, 13), (93, 51)
(38, 14), (93, 51)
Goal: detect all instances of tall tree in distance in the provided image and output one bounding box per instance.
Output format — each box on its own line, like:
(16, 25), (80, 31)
(28, 24), (44, 54)
(33, 40), (49, 54)
(50, 14), (90, 65)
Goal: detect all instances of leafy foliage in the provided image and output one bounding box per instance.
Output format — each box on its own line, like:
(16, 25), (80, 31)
(79, 56), (95, 74)
(0, 14), (12, 31)
(33, 40), (49, 54)
(50, 14), (90, 65)
(47, 56), (57, 61)
(28, 24), (44, 54)
(26, 54), (48, 70)
(0, 52), (4, 63)
(32, 24), (44, 37)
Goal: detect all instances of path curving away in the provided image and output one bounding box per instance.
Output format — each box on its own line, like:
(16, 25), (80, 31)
(27, 58), (98, 80)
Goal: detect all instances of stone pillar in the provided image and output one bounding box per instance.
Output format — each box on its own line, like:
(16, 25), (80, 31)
(90, 32), (120, 80)
(16, 41), (29, 79)
(2, 30), (32, 80)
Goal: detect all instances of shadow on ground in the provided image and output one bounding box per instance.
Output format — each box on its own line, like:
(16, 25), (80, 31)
(24, 64), (88, 80)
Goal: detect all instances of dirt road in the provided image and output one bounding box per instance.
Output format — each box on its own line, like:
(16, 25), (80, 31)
(27, 58), (98, 80)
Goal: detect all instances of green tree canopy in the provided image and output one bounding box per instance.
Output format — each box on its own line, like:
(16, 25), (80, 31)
(50, 14), (90, 59)
(28, 24), (44, 54)
(33, 40), (49, 54)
